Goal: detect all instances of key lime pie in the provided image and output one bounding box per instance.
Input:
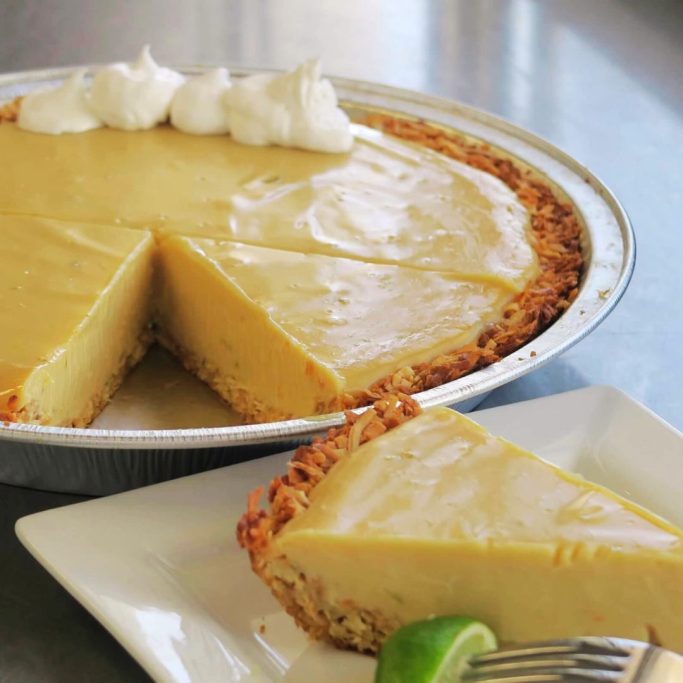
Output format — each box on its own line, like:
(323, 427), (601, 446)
(0, 49), (582, 426)
(238, 398), (683, 653)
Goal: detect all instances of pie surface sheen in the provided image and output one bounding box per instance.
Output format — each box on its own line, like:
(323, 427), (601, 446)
(0, 110), (580, 426)
(0, 123), (535, 291)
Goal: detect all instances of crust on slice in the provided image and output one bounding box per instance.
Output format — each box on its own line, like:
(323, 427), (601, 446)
(0, 96), (20, 122)
(237, 393), (421, 652)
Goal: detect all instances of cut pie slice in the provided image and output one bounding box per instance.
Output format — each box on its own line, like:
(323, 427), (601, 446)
(0, 216), (155, 426)
(238, 401), (683, 653)
(155, 236), (515, 422)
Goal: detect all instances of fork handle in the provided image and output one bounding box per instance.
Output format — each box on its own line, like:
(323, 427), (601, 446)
(637, 649), (683, 682)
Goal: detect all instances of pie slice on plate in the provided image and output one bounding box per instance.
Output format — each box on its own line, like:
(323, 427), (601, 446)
(238, 399), (683, 653)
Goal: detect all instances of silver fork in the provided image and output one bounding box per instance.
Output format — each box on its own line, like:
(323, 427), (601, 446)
(461, 636), (683, 682)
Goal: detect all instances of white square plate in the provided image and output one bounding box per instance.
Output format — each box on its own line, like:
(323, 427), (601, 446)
(15, 386), (683, 683)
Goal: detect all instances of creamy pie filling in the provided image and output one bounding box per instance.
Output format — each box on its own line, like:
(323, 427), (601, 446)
(0, 102), (580, 425)
(0, 123), (536, 291)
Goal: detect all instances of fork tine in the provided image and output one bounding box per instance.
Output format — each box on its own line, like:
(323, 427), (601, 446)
(460, 638), (633, 682)
(460, 671), (621, 682)
(461, 663), (624, 681)
(472, 637), (631, 664)
(461, 676), (565, 683)
(462, 678), (564, 683)
(467, 653), (625, 672)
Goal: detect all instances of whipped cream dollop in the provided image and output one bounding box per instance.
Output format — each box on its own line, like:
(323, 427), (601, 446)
(90, 45), (184, 130)
(227, 59), (352, 153)
(17, 51), (352, 152)
(170, 68), (231, 135)
(17, 69), (103, 134)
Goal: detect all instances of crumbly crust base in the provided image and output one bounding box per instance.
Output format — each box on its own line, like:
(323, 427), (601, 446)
(1, 328), (153, 427)
(237, 394), (421, 653)
(0, 96), (20, 122)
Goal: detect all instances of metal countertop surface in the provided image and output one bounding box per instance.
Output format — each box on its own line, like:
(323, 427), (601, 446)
(0, 1), (682, 681)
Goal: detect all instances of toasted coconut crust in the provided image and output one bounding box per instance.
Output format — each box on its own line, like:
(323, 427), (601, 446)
(0, 97), (20, 122)
(342, 114), (583, 406)
(237, 393), (421, 547)
(236, 394), (421, 652)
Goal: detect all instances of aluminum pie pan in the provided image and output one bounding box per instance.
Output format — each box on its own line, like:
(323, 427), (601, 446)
(0, 65), (634, 494)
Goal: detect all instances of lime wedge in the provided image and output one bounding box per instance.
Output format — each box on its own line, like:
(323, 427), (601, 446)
(374, 616), (497, 683)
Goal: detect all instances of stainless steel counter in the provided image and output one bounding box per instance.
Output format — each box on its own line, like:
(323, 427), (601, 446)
(1, 1), (682, 681)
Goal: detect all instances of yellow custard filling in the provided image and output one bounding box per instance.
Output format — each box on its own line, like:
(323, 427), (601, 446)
(0, 123), (536, 292)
